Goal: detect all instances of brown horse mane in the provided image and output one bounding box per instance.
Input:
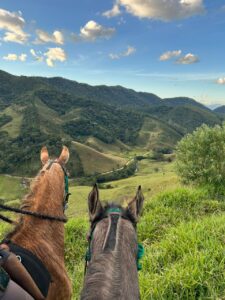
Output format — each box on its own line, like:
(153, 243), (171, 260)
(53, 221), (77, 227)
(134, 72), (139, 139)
(5, 165), (54, 240)
(21, 169), (46, 210)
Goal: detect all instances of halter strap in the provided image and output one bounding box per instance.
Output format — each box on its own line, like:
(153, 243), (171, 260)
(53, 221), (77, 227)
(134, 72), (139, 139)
(46, 160), (71, 212)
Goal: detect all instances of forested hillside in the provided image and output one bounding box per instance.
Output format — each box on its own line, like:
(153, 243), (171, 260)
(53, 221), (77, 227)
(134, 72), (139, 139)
(0, 70), (222, 176)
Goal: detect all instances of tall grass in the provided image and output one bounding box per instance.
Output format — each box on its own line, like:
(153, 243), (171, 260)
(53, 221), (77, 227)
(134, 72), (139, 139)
(0, 171), (224, 299)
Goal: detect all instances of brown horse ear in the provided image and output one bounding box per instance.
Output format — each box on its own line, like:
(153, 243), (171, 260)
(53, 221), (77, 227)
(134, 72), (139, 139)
(40, 146), (49, 165)
(127, 186), (144, 221)
(88, 184), (102, 221)
(58, 146), (70, 165)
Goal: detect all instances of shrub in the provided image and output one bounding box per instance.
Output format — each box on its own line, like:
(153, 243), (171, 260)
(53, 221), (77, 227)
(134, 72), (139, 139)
(176, 123), (225, 196)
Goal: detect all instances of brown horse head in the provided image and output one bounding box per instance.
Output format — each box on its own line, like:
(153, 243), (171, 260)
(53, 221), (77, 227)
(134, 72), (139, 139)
(81, 184), (144, 300)
(6, 146), (72, 300)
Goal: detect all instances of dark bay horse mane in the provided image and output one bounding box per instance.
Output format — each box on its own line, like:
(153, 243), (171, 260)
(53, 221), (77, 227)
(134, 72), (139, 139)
(81, 185), (144, 300)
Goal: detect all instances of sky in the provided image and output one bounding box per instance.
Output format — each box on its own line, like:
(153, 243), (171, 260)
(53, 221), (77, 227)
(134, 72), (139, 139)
(0, 0), (225, 106)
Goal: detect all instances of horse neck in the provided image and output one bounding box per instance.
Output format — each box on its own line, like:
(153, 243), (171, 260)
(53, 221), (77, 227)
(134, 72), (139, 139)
(10, 165), (66, 259)
(81, 219), (139, 300)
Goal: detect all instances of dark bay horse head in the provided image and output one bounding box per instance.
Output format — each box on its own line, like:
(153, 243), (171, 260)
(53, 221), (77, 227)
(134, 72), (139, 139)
(81, 184), (144, 300)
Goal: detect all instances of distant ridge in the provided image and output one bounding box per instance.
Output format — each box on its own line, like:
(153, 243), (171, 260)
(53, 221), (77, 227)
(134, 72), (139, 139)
(163, 97), (211, 112)
(214, 105), (225, 115)
(0, 69), (210, 110)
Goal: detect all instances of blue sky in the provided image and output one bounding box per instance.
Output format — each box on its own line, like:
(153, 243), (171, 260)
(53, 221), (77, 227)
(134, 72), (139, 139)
(0, 0), (225, 105)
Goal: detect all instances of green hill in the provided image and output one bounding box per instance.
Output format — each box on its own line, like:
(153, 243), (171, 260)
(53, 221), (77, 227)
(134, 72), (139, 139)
(0, 70), (222, 176)
(71, 141), (126, 175)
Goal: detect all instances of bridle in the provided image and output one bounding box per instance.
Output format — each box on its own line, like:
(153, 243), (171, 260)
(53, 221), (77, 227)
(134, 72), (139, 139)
(84, 207), (144, 275)
(0, 160), (71, 223)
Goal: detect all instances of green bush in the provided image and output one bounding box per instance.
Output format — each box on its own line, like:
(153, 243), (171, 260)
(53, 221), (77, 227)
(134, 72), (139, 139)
(176, 123), (225, 196)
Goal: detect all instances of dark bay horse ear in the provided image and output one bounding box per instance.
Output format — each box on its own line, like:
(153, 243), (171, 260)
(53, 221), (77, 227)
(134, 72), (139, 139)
(88, 184), (102, 221)
(58, 146), (70, 165)
(40, 146), (49, 165)
(127, 186), (144, 222)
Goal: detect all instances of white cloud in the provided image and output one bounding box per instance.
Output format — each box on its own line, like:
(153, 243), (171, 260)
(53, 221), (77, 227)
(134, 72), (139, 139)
(30, 49), (44, 62)
(19, 53), (27, 61)
(216, 78), (225, 85)
(3, 53), (27, 61)
(115, 0), (205, 21)
(109, 45), (136, 59)
(44, 47), (66, 67)
(35, 29), (64, 44)
(3, 53), (17, 61)
(53, 31), (64, 44)
(0, 8), (29, 43)
(159, 50), (182, 61)
(30, 48), (66, 66)
(124, 45), (136, 56)
(3, 31), (28, 44)
(80, 20), (115, 41)
(102, 3), (121, 18)
(176, 53), (199, 64)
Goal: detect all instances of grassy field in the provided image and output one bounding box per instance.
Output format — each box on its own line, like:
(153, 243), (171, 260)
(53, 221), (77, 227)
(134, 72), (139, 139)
(66, 159), (179, 218)
(85, 137), (130, 155)
(0, 159), (225, 299)
(0, 175), (27, 200)
(72, 141), (127, 175)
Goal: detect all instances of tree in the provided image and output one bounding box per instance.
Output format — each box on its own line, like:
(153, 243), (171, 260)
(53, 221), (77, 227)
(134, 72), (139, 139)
(176, 123), (225, 196)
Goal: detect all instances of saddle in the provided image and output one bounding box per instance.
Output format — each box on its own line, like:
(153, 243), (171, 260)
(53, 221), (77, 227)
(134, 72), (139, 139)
(0, 243), (50, 300)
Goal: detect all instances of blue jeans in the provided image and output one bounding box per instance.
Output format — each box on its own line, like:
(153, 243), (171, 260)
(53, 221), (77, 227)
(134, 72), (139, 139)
(0, 280), (34, 300)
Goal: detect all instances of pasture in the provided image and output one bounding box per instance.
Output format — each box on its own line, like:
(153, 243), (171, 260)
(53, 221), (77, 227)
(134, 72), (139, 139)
(0, 159), (225, 299)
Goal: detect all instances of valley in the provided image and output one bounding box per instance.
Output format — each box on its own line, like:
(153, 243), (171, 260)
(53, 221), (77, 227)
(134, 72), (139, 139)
(0, 70), (223, 177)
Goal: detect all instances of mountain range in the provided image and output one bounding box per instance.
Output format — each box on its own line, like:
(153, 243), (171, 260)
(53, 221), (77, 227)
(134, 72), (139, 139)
(0, 69), (223, 176)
